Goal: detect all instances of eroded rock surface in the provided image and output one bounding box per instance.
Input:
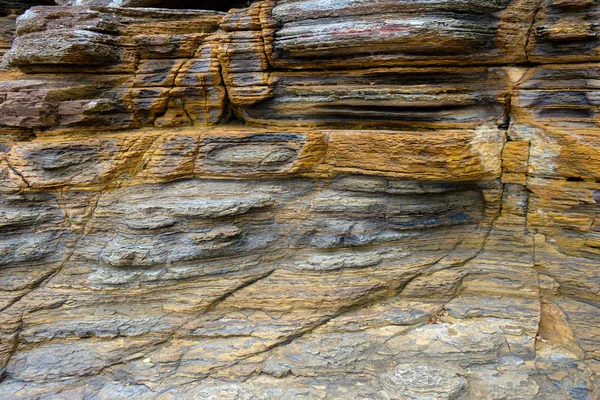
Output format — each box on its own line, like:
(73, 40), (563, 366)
(0, 1), (55, 60)
(0, 1), (599, 399)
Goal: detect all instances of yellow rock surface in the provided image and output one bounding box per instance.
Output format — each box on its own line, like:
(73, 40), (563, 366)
(0, 1), (599, 399)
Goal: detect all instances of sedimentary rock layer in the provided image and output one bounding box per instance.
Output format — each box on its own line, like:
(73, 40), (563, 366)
(0, 1), (599, 399)
(0, 1), (55, 60)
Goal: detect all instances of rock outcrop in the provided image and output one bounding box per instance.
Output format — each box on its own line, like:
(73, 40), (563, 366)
(54, 0), (251, 10)
(0, 1), (599, 399)
(0, 1), (55, 60)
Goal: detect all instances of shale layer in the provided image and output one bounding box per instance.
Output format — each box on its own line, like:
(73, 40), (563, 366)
(0, 1), (599, 399)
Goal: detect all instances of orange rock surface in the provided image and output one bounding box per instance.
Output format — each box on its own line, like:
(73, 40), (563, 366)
(0, 1), (599, 398)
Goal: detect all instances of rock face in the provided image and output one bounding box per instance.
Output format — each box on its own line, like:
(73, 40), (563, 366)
(54, 0), (250, 10)
(0, 1), (55, 60)
(0, 1), (599, 399)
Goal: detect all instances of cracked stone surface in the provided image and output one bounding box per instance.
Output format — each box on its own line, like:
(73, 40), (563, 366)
(1, 0), (600, 399)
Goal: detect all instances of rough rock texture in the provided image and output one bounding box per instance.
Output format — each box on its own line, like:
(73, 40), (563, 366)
(0, 1), (55, 60)
(0, 1), (600, 399)
(54, 0), (251, 11)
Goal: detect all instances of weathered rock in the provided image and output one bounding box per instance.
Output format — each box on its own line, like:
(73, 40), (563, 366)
(264, 0), (539, 67)
(1, 1), (600, 399)
(54, 0), (250, 11)
(379, 363), (467, 400)
(528, 0), (600, 63)
(0, 1), (55, 62)
(0, 7), (228, 135)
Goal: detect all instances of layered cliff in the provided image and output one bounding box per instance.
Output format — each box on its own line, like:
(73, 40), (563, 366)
(0, 1), (599, 399)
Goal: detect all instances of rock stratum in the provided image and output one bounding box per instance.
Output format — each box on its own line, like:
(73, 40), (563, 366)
(0, 0), (599, 399)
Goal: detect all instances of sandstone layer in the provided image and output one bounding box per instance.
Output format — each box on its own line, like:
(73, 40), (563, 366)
(0, 1), (599, 399)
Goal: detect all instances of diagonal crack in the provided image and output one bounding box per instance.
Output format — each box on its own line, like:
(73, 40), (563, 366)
(524, 0), (544, 62)
(196, 262), (454, 378)
(4, 157), (30, 188)
(0, 191), (104, 382)
(203, 268), (276, 315)
(75, 267), (279, 384)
